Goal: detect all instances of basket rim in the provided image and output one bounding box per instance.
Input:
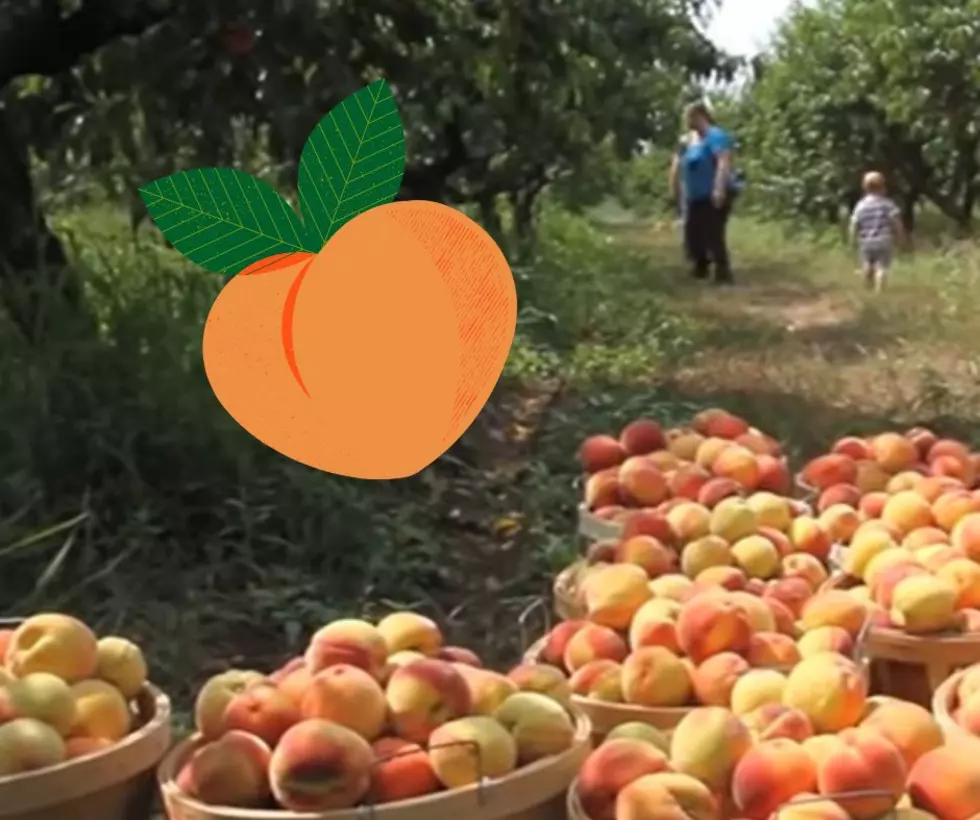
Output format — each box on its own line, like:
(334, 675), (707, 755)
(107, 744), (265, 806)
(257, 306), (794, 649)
(0, 683), (171, 808)
(158, 706), (593, 819)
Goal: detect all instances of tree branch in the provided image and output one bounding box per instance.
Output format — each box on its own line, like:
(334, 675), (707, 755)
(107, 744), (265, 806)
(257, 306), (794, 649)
(0, 0), (173, 89)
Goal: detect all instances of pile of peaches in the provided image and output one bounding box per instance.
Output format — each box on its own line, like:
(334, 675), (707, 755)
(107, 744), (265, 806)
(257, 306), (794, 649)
(943, 660), (980, 741)
(173, 613), (583, 811)
(0, 613), (149, 776)
(578, 410), (793, 520)
(801, 428), (980, 637)
(568, 693), (976, 820)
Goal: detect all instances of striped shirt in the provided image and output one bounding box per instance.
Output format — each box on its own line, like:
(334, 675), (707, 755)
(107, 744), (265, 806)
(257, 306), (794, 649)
(850, 194), (900, 248)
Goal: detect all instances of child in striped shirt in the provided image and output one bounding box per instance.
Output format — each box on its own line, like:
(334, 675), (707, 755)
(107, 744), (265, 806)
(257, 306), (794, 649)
(849, 171), (907, 292)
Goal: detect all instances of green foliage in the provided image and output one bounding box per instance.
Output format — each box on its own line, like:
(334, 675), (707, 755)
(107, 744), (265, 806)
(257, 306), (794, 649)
(741, 0), (980, 226)
(139, 169), (315, 274)
(297, 80), (405, 248)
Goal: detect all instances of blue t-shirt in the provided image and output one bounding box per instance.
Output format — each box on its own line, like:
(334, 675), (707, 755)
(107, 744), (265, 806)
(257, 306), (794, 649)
(680, 126), (733, 202)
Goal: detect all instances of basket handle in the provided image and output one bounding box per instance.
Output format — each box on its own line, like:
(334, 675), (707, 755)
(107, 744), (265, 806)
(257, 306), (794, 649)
(852, 613), (875, 675)
(358, 739), (488, 818)
(517, 596), (550, 654)
(774, 789), (898, 818)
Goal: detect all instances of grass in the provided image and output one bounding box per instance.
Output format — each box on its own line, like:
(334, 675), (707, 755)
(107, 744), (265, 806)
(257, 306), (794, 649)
(1, 197), (979, 738)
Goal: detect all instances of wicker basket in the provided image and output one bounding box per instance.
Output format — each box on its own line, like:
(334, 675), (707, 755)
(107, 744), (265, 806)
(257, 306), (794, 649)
(158, 708), (592, 820)
(566, 777), (738, 820)
(552, 561), (589, 621)
(577, 505), (622, 542)
(931, 669), (980, 750)
(0, 684), (172, 820)
(823, 572), (980, 707)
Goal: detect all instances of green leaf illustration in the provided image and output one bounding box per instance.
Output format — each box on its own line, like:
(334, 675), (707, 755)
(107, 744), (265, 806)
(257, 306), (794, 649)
(297, 79), (406, 249)
(139, 168), (318, 276)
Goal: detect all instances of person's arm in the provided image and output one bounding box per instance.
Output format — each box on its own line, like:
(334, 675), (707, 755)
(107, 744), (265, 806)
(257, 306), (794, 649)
(848, 205), (860, 245)
(707, 128), (733, 202)
(668, 152), (680, 202)
(889, 201), (909, 249)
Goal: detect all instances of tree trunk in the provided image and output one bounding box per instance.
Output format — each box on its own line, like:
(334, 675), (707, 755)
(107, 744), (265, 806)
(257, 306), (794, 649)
(477, 192), (506, 253)
(0, 109), (89, 341)
(900, 191), (918, 233)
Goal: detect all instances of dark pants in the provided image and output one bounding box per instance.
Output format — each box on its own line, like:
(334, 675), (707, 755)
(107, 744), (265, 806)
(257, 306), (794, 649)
(684, 195), (733, 281)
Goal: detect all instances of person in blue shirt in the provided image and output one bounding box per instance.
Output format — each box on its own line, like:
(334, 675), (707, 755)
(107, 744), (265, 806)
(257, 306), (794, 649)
(669, 102), (739, 284)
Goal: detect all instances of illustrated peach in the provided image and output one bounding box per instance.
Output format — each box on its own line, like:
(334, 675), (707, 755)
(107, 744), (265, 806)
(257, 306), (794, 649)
(428, 715), (518, 788)
(301, 665), (388, 740)
(691, 652), (750, 706)
(615, 772), (719, 820)
(581, 563), (652, 630)
(562, 623), (628, 671)
(575, 738), (671, 820)
(669, 706), (752, 791)
(305, 619), (388, 679)
(4, 613), (99, 682)
(907, 744), (980, 820)
(781, 652), (867, 733)
(815, 727), (906, 819)
(621, 647), (692, 707)
(69, 679), (132, 742)
(176, 730), (272, 808)
(221, 681), (302, 746)
(195, 669), (266, 739)
(368, 736), (439, 803)
(269, 719), (374, 810)
(384, 658), (471, 744)
(731, 738), (817, 820)
(580, 435), (628, 473)
(676, 594), (752, 663)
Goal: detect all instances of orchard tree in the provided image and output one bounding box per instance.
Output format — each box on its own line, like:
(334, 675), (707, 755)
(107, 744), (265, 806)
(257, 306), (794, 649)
(742, 0), (980, 229)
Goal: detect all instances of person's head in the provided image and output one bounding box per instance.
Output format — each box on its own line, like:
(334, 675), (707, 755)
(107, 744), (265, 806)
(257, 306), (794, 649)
(862, 171), (886, 194)
(684, 101), (713, 134)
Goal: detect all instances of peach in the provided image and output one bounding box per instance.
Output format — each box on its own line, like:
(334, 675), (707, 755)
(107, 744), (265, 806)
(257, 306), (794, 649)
(697, 476), (743, 508)
(789, 517), (832, 561)
(736, 431), (779, 456)
(4, 613), (98, 682)
(428, 715), (518, 788)
(818, 504), (861, 544)
(695, 409), (750, 439)
(452, 664), (518, 716)
(833, 437), (871, 459)
(801, 733), (844, 769)
(907, 745), (980, 820)
(731, 535), (780, 579)
(816, 727), (906, 819)
(882, 490), (935, 536)
(575, 739), (671, 820)
(620, 419), (667, 455)
(305, 619), (388, 678)
(669, 465), (712, 501)
(69, 679), (131, 741)
(901, 523), (949, 551)
(585, 472), (621, 510)
(620, 457), (670, 506)
(696, 565), (748, 591)
(931, 453), (976, 485)
(709, 498), (759, 541)
(889, 574), (960, 633)
(691, 652), (750, 706)
(845, 527), (899, 580)
(854, 459), (891, 493)
(629, 599), (682, 654)
(887, 469), (926, 493)
(493, 691), (575, 762)
(582, 563), (652, 630)
(932, 490), (980, 532)
(0, 717), (66, 776)
(436, 646), (483, 666)
(615, 772), (719, 820)
(906, 427), (938, 458)
(668, 429), (705, 461)
(730, 669), (787, 715)
(386, 650), (427, 673)
(763, 577), (814, 619)
(562, 623), (628, 672)
(858, 491), (888, 518)
(732, 738), (817, 820)
(757, 455), (792, 494)
(928, 438), (971, 463)
(758, 525), (793, 557)
(195, 670), (267, 739)
(817, 484), (862, 512)
(622, 646), (693, 707)
(369, 736), (439, 803)
(916, 475), (964, 502)
(615, 535), (676, 577)
(872, 432), (919, 472)
(870, 561), (929, 609)
(681, 535), (732, 579)
(94, 637), (147, 699)
(568, 660), (623, 701)
(385, 659), (471, 744)
(782, 553), (829, 590)
(951, 512), (980, 560)
(505, 663), (570, 705)
(796, 626), (853, 658)
(778, 793), (851, 820)
(801, 454), (857, 491)
(4, 672), (77, 736)
(729, 591), (777, 632)
(747, 632), (800, 668)
(579, 434), (627, 473)
(800, 590), (867, 638)
(376, 611), (442, 655)
(65, 736), (114, 759)
(920, 543), (969, 571)
(712, 445), (761, 489)
(936, 558), (980, 609)
(676, 594), (752, 663)
(176, 730), (272, 808)
(666, 501), (711, 543)
(300, 665), (387, 740)
(540, 619), (587, 666)
(765, 598), (799, 637)
(697, 437), (732, 470)
(858, 695), (942, 770)
(217, 681), (302, 746)
(649, 450), (683, 472)
(669, 705), (752, 791)
(269, 718), (373, 810)
(278, 664), (313, 706)
(605, 722), (670, 753)
(741, 703), (813, 742)
(781, 652), (866, 733)
(622, 509), (676, 543)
